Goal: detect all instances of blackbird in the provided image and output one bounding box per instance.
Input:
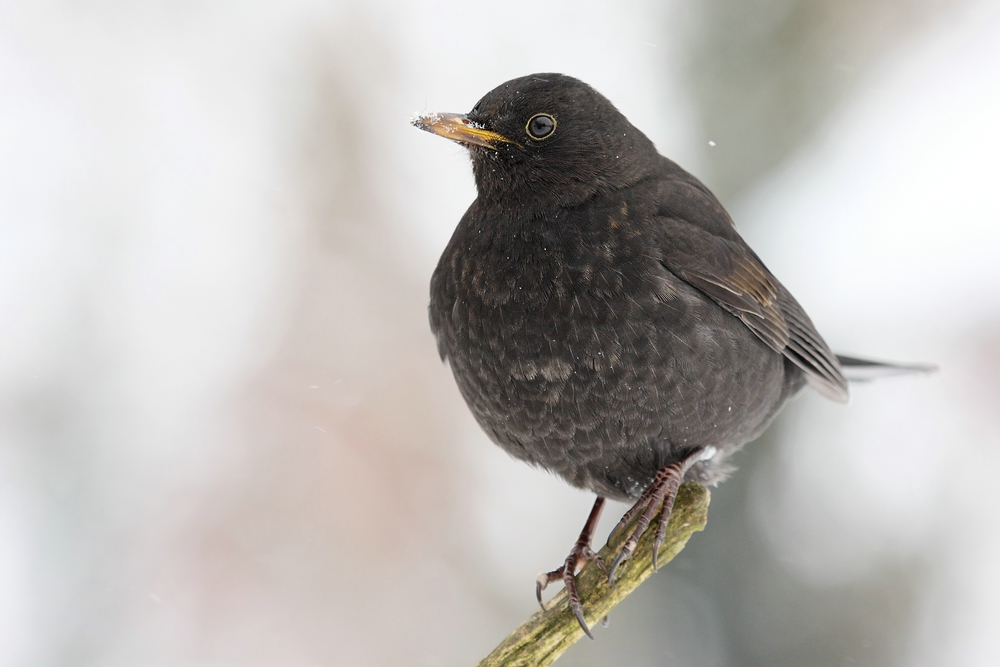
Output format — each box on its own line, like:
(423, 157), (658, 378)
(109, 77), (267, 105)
(413, 73), (926, 638)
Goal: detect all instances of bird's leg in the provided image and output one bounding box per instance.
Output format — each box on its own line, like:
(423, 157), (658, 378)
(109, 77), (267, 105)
(607, 447), (716, 581)
(536, 495), (608, 639)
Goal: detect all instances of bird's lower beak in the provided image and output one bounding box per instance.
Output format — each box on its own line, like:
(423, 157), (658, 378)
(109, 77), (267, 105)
(411, 112), (516, 150)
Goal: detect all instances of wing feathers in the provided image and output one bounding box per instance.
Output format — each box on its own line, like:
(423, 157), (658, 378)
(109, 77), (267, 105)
(658, 217), (848, 402)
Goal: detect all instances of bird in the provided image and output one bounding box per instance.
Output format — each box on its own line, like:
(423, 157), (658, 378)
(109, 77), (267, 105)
(412, 73), (931, 638)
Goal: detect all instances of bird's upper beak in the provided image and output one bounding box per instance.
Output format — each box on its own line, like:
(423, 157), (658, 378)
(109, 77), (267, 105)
(411, 112), (517, 150)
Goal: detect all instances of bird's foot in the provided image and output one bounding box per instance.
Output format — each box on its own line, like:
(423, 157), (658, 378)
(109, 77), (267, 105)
(535, 543), (607, 638)
(606, 463), (682, 581)
(536, 496), (607, 639)
(607, 447), (715, 582)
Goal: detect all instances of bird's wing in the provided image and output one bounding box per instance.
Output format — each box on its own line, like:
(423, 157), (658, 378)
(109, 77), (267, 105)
(657, 216), (849, 402)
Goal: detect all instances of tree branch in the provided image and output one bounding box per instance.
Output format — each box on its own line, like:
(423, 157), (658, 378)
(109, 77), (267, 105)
(475, 483), (711, 667)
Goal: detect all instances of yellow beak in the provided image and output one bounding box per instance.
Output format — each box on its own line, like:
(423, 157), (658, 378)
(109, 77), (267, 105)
(411, 112), (518, 150)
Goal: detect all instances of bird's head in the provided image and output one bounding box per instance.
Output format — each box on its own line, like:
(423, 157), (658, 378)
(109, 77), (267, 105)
(413, 73), (661, 212)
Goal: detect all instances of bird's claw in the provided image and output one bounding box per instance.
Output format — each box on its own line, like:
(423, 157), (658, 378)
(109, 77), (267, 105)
(606, 458), (692, 583)
(607, 541), (634, 582)
(536, 569), (561, 611)
(535, 497), (607, 638)
(537, 544), (606, 638)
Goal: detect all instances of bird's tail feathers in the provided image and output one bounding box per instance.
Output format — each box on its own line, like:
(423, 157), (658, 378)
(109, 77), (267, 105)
(835, 354), (938, 383)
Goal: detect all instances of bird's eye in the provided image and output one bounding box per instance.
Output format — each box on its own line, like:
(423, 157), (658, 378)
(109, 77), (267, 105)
(526, 114), (556, 140)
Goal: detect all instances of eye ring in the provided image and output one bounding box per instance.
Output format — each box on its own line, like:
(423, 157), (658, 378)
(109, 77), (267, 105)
(525, 113), (557, 140)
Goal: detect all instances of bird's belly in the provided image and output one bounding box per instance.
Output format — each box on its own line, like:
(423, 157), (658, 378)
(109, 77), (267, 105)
(442, 280), (788, 500)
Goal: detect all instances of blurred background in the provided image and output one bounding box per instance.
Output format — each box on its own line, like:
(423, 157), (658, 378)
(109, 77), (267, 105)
(1, 1), (998, 665)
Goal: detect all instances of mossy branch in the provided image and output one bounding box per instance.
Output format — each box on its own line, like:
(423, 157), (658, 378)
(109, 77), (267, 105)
(474, 483), (710, 667)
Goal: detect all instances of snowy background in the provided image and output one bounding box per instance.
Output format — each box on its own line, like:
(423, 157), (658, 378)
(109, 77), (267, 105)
(1, 1), (998, 665)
